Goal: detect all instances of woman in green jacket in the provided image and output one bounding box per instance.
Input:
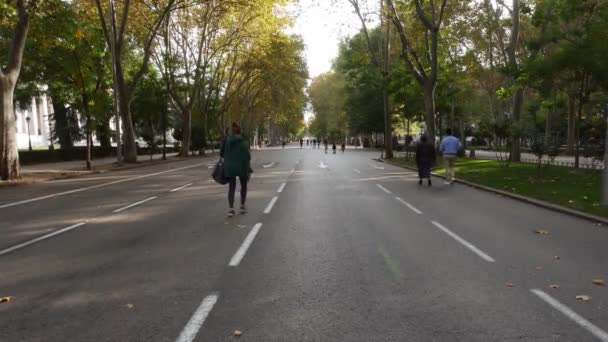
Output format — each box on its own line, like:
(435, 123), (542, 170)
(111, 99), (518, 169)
(220, 122), (251, 217)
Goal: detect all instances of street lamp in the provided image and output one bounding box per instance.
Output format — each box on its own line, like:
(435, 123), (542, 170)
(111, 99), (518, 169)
(26, 116), (32, 152)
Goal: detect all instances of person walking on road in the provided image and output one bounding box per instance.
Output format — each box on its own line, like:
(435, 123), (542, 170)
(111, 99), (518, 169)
(439, 128), (461, 185)
(221, 122), (251, 217)
(341, 142), (346, 153)
(324, 138), (328, 153)
(282, 140), (286, 149)
(415, 135), (436, 186)
(300, 138), (304, 149)
(332, 142), (337, 154)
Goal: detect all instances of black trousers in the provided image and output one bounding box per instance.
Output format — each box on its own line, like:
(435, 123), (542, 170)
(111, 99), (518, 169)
(228, 176), (248, 208)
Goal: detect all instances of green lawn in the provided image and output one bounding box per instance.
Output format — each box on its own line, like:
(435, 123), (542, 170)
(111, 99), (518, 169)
(391, 157), (608, 218)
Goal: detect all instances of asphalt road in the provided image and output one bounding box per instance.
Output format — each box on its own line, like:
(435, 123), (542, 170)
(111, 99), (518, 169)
(0, 144), (607, 341)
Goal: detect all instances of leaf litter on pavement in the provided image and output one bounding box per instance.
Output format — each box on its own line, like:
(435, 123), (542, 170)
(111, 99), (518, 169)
(576, 295), (592, 302)
(533, 229), (550, 235)
(233, 330), (242, 337)
(0, 296), (14, 304)
(549, 284), (560, 289)
(592, 279), (606, 286)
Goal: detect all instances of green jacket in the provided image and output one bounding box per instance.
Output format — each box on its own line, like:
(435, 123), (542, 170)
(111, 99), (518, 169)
(221, 135), (251, 178)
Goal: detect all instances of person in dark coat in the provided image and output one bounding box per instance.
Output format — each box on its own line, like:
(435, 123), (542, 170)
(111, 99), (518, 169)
(415, 135), (436, 186)
(221, 122), (251, 217)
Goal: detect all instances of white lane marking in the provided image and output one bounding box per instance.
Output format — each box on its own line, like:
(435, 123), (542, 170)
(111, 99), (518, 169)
(354, 169), (361, 174)
(0, 222), (87, 256)
(229, 223), (263, 266)
(376, 184), (392, 194)
(531, 289), (608, 342)
(430, 221), (495, 263)
(368, 163), (385, 170)
(0, 162), (206, 209)
(175, 293), (220, 342)
(113, 196), (158, 213)
(262, 162), (276, 169)
(170, 183), (193, 192)
(395, 197), (423, 215)
(264, 196), (279, 214)
(318, 162), (328, 169)
(277, 182), (287, 193)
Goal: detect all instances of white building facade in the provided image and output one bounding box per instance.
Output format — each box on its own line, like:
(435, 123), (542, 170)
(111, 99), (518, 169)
(15, 94), (54, 150)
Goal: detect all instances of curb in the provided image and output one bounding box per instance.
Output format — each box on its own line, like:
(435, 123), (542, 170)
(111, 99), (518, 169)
(385, 159), (608, 226)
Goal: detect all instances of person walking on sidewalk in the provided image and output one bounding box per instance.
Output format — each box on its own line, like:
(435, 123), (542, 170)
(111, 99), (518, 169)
(221, 122), (251, 217)
(415, 135), (436, 186)
(439, 128), (461, 185)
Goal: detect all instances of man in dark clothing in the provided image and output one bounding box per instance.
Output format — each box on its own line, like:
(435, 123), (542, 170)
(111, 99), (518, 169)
(300, 138), (303, 148)
(415, 135), (436, 186)
(323, 139), (328, 153)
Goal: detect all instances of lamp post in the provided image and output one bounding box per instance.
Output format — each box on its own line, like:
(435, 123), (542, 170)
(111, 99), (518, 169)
(26, 116), (32, 151)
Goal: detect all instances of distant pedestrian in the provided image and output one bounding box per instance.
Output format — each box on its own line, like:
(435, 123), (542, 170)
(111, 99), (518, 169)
(221, 122), (251, 217)
(341, 142), (346, 153)
(282, 140), (286, 149)
(415, 135), (436, 186)
(300, 138), (304, 148)
(332, 142), (337, 154)
(324, 138), (328, 153)
(439, 128), (461, 185)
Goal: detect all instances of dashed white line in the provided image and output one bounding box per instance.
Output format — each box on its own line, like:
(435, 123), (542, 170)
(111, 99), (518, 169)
(354, 169), (361, 174)
(395, 197), (423, 215)
(376, 184), (392, 194)
(229, 223), (263, 266)
(430, 221), (495, 263)
(277, 182), (287, 193)
(0, 162), (206, 209)
(531, 289), (608, 342)
(264, 196), (279, 214)
(0, 222), (87, 256)
(174, 293), (220, 342)
(113, 196), (158, 213)
(170, 183), (193, 192)
(368, 163), (385, 170)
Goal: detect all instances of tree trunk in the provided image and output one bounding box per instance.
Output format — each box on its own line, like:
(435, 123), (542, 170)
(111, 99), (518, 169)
(566, 94), (576, 155)
(86, 125), (92, 171)
(510, 87), (524, 162)
(179, 109), (192, 157)
(382, 87), (393, 159)
(0, 75), (20, 180)
(117, 89), (137, 162)
(52, 99), (73, 151)
(602, 107), (608, 207)
(544, 104), (552, 145)
(423, 81), (436, 146)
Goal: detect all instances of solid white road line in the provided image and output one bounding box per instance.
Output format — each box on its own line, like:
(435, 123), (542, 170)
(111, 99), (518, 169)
(0, 162), (206, 210)
(0, 222), (87, 256)
(264, 196), (279, 214)
(376, 184), (392, 194)
(430, 221), (496, 263)
(395, 197), (423, 215)
(174, 293), (220, 342)
(113, 196), (158, 213)
(277, 182), (287, 193)
(354, 169), (361, 174)
(229, 223), (263, 267)
(170, 183), (193, 192)
(531, 289), (608, 342)
(368, 163), (385, 170)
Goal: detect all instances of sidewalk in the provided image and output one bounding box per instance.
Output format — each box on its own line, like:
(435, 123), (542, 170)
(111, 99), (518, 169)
(21, 152), (180, 173)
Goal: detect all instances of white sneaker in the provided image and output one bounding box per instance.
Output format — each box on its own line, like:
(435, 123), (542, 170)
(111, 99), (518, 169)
(240, 205), (247, 214)
(227, 209), (235, 217)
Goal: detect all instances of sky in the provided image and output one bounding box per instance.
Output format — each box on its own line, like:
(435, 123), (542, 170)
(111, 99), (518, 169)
(285, 0), (380, 79)
(284, 0), (380, 122)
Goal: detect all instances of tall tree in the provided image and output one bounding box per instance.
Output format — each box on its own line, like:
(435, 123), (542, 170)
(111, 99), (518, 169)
(385, 0), (449, 146)
(91, 0), (179, 163)
(0, 0), (29, 180)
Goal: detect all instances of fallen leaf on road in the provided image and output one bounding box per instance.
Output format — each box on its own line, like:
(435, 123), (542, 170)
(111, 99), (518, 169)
(554, 256), (560, 260)
(505, 282), (515, 287)
(592, 279), (606, 286)
(233, 330), (242, 337)
(549, 284), (560, 289)
(536, 266), (543, 271)
(576, 295), (592, 301)
(125, 303), (134, 309)
(533, 230), (550, 235)
(0, 296), (14, 304)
